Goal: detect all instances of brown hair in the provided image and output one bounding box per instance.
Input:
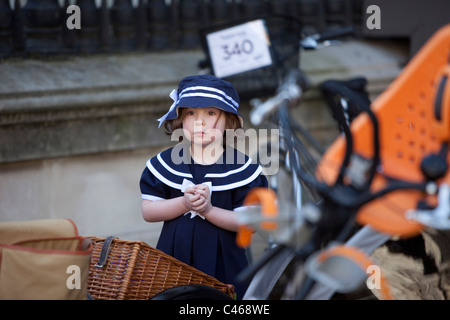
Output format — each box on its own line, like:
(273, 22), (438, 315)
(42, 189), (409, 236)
(163, 107), (242, 137)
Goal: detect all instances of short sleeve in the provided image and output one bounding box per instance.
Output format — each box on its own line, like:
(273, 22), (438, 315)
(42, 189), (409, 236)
(139, 167), (170, 201)
(232, 174), (269, 210)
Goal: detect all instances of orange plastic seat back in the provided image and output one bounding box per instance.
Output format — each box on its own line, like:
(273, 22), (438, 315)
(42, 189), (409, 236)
(317, 24), (450, 237)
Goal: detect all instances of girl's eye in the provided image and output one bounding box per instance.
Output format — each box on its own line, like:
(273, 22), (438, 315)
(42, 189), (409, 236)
(208, 111), (216, 116)
(187, 111), (195, 116)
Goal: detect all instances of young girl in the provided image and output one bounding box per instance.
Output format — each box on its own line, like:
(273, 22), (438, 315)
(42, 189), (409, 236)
(139, 74), (268, 299)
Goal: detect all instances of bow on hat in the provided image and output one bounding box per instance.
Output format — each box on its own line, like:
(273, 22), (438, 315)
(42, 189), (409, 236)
(181, 178), (212, 220)
(157, 89), (178, 128)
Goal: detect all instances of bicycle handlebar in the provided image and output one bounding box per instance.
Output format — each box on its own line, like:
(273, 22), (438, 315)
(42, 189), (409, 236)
(300, 26), (355, 50)
(250, 69), (310, 126)
(315, 26), (355, 42)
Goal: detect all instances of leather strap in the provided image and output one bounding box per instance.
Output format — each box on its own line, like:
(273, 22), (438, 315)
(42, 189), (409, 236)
(94, 236), (117, 268)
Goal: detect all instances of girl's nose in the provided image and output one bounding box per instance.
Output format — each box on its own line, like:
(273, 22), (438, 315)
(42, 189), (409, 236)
(193, 119), (204, 132)
(194, 116), (205, 125)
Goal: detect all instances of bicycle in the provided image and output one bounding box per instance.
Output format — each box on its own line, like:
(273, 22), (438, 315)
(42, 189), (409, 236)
(236, 68), (386, 300)
(235, 23), (450, 300)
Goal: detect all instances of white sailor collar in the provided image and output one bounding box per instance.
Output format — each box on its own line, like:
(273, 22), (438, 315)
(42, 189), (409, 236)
(146, 145), (262, 192)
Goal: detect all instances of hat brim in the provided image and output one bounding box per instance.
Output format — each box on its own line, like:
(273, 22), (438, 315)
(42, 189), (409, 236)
(165, 96), (244, 127)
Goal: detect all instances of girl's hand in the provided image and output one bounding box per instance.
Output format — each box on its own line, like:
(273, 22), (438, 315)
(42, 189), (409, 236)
(182, 186), (203, 211)
(193, 184), (212, 215)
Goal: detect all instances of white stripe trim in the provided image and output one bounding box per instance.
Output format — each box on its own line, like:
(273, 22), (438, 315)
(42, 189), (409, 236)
(178, 92), (238, 112)
(205, 157), (253, 178)
(211, 165), (262, 191)
(147, 160), (183, 190)
(141, 194), (165, 201)
(233, 205), (261, 212)
(156, 154), (193, 179)
(180, 85), (239, 108)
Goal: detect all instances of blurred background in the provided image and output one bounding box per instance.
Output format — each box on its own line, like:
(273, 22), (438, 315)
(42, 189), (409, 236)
(0, 0), (449, 248)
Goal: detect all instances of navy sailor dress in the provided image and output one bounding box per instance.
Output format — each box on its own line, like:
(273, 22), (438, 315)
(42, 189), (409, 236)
(139, 145), (268, 299)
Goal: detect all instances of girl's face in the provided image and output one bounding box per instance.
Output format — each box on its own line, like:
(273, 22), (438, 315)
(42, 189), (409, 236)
(181, 107), (226, 148)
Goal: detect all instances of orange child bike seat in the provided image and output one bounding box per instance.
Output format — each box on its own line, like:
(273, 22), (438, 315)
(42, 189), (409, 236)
(316, 24), (450, 238)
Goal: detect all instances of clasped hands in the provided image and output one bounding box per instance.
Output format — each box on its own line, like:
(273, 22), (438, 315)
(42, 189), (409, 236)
(182, 184), (212, 218)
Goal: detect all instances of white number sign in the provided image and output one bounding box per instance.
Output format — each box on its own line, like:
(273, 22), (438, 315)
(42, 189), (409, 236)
(206, 19), (273, 78)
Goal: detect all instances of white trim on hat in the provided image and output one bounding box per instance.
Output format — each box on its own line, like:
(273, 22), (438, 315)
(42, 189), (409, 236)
(157, 79), (243, 128)
(178, 92), (238, 112)
(179, 85), (239, 108)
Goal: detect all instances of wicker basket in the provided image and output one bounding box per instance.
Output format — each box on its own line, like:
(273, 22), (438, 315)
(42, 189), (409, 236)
(87, 237), (235, 300)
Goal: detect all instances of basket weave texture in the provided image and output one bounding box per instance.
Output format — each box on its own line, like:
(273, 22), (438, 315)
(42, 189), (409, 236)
(87, 237), (235, 300)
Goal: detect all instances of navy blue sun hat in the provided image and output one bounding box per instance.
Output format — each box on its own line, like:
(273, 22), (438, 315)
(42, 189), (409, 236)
(157, 75), (243, 128)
